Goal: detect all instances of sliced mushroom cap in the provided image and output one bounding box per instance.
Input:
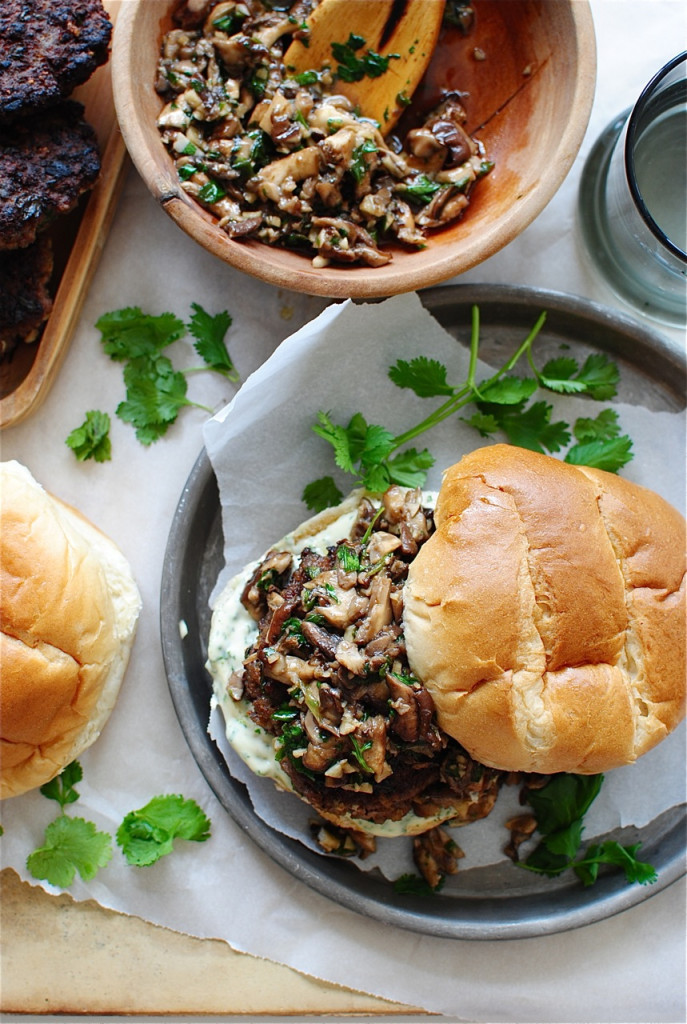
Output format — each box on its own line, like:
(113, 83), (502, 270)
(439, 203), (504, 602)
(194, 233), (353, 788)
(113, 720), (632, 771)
(355, 574), (393, 644)
(355, 715), (392, 783)
(413, 826), (463, 888)
(248, 145), (323, 203)
(240, 549), (293, 619)
(365, 530), (401, 564)
(311, 220), (392, 267)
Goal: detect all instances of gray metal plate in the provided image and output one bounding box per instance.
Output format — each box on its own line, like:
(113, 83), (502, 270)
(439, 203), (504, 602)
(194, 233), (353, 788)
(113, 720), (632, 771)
(160, 284), (686, 940)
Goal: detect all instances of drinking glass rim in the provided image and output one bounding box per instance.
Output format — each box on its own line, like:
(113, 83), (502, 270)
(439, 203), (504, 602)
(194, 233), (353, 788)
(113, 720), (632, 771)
(625, 51), (687, 263)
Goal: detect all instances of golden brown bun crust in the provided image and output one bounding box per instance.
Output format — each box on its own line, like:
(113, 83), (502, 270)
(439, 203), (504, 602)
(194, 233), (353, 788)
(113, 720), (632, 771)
(1, 461), (141, 798)
(403, 445), (686, 774)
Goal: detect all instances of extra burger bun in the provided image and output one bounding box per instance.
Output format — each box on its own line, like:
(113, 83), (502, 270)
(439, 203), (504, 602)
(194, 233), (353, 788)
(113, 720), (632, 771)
(403, 444), (686, 776)
(1, 461), (141, 799)
(208, 492), (484, 838)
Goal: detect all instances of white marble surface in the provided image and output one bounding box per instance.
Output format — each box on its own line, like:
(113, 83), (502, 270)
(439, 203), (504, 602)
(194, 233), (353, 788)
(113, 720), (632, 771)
(2, 2), (685, 1020)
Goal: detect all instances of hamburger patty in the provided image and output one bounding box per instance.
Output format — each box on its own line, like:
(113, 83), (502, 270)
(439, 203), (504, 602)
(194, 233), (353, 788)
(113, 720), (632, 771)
(0, 0), (112, 124)
(237, 486), (504, 826)
(0, 236), (53, 357)
(0, 100), (101, 250)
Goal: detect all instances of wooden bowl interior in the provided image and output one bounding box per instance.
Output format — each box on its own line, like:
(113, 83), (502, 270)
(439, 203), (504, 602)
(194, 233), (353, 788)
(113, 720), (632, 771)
(113, 0), (595, 298)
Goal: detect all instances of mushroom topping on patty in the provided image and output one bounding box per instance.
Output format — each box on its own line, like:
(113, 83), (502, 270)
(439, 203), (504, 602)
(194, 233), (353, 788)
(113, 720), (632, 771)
(236, 485), (506, 828)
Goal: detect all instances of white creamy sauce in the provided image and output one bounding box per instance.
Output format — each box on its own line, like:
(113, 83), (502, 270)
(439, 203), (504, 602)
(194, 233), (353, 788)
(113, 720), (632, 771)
(206, 491), (446, 836)
(206, 504), (363, 788)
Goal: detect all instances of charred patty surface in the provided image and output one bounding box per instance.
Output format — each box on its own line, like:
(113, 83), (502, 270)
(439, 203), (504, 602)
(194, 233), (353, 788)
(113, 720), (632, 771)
(0, 100), (100, 250)
(0, 236), (53, 357)
(0, 0), (112, 124)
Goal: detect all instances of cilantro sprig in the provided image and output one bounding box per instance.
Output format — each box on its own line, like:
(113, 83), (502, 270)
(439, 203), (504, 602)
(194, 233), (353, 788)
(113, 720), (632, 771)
(25, 762), (212, 887)
(66, 302), (238, 460)
(518, 774), (657, 887)
(303, 307), (633, 511)
(27, 762), (112, 887)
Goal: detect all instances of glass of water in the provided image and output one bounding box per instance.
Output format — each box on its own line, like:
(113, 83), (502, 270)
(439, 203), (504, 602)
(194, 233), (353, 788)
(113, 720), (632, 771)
(578, 52), (686, 326)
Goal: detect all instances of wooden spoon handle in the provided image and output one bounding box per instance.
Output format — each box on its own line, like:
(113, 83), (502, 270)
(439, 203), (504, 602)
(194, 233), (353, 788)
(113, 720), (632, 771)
(284, 0), (445, 133)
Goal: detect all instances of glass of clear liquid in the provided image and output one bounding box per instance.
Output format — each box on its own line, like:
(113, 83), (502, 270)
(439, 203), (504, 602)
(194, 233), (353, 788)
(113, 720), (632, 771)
(578, 52), (686, 326)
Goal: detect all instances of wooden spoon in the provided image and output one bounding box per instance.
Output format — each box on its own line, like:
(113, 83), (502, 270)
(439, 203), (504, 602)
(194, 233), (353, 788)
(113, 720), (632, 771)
(284, 0), (445, 133)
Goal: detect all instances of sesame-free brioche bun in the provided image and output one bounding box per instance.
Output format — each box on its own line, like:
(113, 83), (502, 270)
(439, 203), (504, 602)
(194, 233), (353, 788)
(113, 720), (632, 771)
(1, 461), (141, 799)
(403, 444), (686, 776)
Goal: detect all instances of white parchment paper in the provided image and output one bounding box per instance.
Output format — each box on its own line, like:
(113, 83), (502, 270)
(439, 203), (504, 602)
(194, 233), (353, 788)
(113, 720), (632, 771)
(2, 2), (686, 1019)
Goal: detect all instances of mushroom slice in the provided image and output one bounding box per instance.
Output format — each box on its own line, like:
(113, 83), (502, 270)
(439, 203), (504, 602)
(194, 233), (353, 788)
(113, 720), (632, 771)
(247, 146), (323, 203)
(413, 826), (464, 889)
(355, 575), (392, 644)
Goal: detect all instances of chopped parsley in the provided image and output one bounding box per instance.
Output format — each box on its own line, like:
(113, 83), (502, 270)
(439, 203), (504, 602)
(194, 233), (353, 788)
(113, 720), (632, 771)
(331, 33), (400, 82)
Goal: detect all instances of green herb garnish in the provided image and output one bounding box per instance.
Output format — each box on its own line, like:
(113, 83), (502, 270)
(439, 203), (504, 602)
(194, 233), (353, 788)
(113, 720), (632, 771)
(27, 816), (113, 888)
(302, 306), (633, 510)
(39, 761), (83, 809)
(396, 174), (445, 204)
(116, 795), (211, 867)
(349, 736), (374, 773)
(65, 410), (112, 463)
(66, 303), (238, 457)
(392, 872), (444, 896)
(27, 761), (113, 887)
(198, 180), (227, 204)
(331, 33), (399, 82)
(519, 774), (657, 887)
(336, 544), (361, 572)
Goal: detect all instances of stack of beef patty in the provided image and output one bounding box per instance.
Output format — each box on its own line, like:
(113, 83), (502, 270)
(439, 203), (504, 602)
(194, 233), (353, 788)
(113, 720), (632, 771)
(0, 0), (112, 359)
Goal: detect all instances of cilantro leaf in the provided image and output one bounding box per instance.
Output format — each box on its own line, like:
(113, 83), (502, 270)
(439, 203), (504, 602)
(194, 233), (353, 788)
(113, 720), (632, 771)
(477, 400), (571, 453)
(65, 411), (112, 463)
(69, 302), (240, 459)
(462, 410), (501, 438)
(116, 356), (190, 442)
(96, 307), (186, 361)
(388, 356), (455, 397)
(477, 375), (538, 405)
(526, 774), (604, 835)
(116, 795), (211, 867)
(27, 816), (112, 887)
(565, 435), (633, 473)
(574, 842), (658, 887)
(188, 303), (238, 380)
(386, 447), (435, 488)
(574, 353), (620, 400)
(39, 761), (83, 809)
(331, 34), (397, 82)
(515, 774), (656, 888)
(361, 462), (391, 493)
(393, 872), (444, 896)
(538, 357), (589, 394)
(359, 423), (395, 468)
(302, 475), (344, 512)
(573, 407), (622, 442)
(312, 411), (359, 474)
(312, 412), (394, 479)
(396, 174), (445, 205)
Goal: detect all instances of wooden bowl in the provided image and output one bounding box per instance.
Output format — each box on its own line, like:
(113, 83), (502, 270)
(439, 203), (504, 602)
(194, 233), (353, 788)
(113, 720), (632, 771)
(112, 0), (596, 300)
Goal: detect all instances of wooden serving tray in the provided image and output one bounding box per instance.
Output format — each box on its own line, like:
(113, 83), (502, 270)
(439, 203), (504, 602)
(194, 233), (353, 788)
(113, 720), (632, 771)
(0, 0), (127, 430)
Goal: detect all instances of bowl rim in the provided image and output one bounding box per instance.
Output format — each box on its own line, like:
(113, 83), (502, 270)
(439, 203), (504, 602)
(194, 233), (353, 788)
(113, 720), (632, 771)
(112, 0), (597, 298)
